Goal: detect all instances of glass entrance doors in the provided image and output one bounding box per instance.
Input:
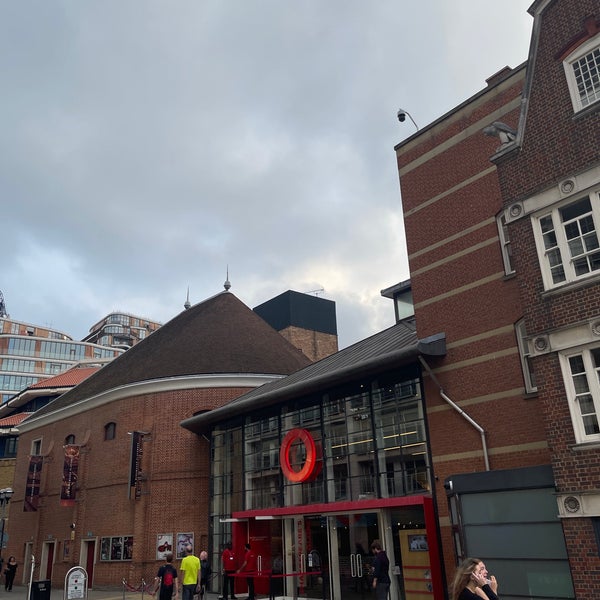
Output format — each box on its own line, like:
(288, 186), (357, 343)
(287, 511), (380, 600)
(331, 512), (379, 600)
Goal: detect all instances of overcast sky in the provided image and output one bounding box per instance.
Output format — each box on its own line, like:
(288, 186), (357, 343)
(2, 2), (533, 349)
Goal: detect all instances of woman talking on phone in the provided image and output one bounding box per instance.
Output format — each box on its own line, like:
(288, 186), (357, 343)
(451, 557), (499, 600)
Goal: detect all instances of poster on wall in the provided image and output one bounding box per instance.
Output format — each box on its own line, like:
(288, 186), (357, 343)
(63, 540), (71, 561)
(24, 455), (43, 512)
(157, 534), (174, 560)
(60, 445), (80, 506)
(408, 534), (428, 552)
(177, 533), (194, 558)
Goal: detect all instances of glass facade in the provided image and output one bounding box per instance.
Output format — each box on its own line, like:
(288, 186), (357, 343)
(211, 367), (429, 520)
(208, 366), (439, 599)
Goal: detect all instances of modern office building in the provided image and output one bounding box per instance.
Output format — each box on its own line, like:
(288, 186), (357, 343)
(0, 289), (162, 405)
(0, 315), (122, 404)
(82, 312), (161, 350)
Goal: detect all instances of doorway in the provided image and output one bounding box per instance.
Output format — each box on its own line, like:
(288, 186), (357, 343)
(285, 511), (380, 600)
(41, 541), (55, 580)
(81, 540), (95, 588)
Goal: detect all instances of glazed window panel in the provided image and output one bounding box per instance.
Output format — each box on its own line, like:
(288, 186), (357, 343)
(564, 34), (600, 112)
(564, 34), (600, 111)
(372, 379), (430, 496)
(560, 346), (600, 443)
(7, 337), (35, 356)
(244, 414), (282, 509)
(211, 426), (244, 516)
(516, 319), (537, 394)
(104, 422), (116, 441)
(496, 212), (515, 275)
(534, 194), (600, 290)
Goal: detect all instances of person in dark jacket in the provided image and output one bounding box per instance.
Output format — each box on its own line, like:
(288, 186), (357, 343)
(199, 551), (212, 599)
(370, 540), (390, 600)
(4, 556), (17, 592)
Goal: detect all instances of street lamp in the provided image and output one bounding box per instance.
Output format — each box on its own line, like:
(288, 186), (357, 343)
(0, 488), (13, 564)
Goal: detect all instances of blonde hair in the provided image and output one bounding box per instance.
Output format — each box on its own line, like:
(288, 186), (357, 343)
(450, 557), (481, 600)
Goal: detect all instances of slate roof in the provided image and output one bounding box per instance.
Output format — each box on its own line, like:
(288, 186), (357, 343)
(182, 316), (446, 433)
(30, 291), (312, 420)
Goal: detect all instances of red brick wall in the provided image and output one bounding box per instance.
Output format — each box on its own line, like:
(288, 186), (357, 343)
(492, 0), (600, 593)
(397, 64), (553, 588)
(8, 385), (251, 588)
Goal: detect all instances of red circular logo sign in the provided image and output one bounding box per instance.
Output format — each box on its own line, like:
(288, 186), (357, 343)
(279, 428), (322, 482)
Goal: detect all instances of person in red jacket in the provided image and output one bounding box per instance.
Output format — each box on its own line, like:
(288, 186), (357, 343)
(237, 543), (257, 600)
(221, 542), (237, 600)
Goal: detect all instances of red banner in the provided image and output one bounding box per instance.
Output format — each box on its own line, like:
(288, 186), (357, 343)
(60, 445), (80, 507)
(24, 455), (43, 512)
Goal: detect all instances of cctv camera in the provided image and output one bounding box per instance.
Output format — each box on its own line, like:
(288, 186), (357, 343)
(397, 110), (406, 122)
(70, 523), (76, 530)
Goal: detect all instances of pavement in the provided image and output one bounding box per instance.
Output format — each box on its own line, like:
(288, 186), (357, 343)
(4, 586), (223, 600)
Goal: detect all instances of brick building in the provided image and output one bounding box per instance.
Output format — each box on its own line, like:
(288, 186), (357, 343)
(394, 0), (599, 597)
(492, 1), (600, 598)
(8, 290), (313, 588)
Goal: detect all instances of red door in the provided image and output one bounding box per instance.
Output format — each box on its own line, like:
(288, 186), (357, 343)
(46, 543), (54, 580)
(86, 541), (95, 587)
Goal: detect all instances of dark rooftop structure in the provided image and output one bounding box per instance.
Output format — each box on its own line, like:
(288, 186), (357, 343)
(254, 290), (337, 335)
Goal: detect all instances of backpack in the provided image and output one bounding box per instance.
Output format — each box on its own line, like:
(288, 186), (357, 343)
(163, 566), (174, 587)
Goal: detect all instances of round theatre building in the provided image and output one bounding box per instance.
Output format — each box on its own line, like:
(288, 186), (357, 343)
(182, 319), (447, 600)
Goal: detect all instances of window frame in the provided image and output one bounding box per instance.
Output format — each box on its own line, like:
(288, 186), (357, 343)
(31, 438), (42, 456)
(516, 319), (537, 394)
(104, 422), (116, 441)
(559, 345), (600, 444)
(563, 33), (600, 113)
(497, 211), (515, 275)
(532, 192), (600, 290)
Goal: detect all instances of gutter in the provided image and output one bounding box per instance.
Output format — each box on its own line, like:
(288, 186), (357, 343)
(419, 356), (490, 471)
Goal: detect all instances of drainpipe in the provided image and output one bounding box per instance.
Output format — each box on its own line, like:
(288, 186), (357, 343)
(419, 356), (490, 471)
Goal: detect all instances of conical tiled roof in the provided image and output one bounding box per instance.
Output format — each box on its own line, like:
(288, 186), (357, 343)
(31, 291), (312, 418)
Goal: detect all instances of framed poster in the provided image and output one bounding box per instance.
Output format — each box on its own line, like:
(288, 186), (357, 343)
(408, 534), (428, 552)
(157, 534), (174, 560)
(177, 533), (194, 558)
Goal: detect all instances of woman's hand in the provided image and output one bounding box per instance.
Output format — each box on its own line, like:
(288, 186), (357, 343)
(488, 575), (498, 593)
(470, 571), (487, 587)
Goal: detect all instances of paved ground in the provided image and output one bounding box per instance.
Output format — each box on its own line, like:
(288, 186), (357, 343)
(5, 585), (223, 600)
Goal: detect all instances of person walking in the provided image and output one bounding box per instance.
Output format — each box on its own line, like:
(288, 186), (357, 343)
(179, 545), (200, 600)
(199, 551), (212, 600)
(370, 540), (390, 600)
(221, 542), (237, 600)
(4, 556), (17, 592)
(237, 543), (257, 600)
(155, 552), (178, 600)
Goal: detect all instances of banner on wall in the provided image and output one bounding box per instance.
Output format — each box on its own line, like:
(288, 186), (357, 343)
(24, 455), (43, 512)
(60, 444), (80, 507)
(128, 431), (148, 500)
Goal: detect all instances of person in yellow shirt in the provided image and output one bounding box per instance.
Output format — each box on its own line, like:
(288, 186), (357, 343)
(179, 544), (200, 600)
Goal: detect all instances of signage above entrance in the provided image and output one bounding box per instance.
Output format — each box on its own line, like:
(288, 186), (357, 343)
(279, 428), (322, 482)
